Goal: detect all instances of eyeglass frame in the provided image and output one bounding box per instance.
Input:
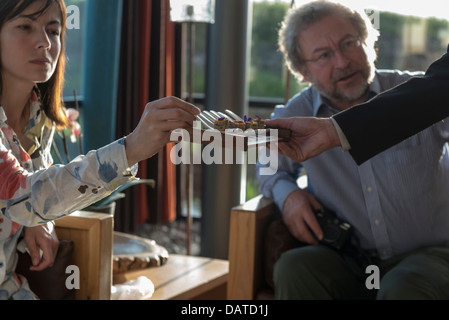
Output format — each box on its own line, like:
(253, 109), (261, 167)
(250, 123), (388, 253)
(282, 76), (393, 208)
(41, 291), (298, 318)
(301, 36), (363, 66)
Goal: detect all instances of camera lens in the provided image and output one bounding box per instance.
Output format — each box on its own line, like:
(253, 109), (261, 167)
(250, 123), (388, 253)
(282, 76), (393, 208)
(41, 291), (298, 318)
(322, 225), (340, 242)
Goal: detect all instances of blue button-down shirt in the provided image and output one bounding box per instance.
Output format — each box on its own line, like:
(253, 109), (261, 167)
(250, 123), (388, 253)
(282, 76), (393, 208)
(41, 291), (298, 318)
(257, 70), (449, 260)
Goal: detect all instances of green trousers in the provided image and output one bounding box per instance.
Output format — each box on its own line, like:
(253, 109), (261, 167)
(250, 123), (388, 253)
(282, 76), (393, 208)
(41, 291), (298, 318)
(273, 245), (449, 300)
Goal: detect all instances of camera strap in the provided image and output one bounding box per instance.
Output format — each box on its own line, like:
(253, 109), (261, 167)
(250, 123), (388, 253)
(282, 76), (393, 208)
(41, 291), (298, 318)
(339, 234), (380, 281)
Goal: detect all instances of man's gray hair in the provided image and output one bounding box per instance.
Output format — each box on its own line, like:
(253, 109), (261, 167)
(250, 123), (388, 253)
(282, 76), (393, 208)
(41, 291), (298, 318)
(278, 0), (379, 81)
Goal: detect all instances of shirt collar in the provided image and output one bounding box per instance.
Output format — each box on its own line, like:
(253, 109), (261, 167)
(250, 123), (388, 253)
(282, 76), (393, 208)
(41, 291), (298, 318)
(0, 88), (50, 154)
(312, 71), (382, 116)
(26, 89), (53, 155)
(0, 88), (41, 125)
(0, 107), (7, 126)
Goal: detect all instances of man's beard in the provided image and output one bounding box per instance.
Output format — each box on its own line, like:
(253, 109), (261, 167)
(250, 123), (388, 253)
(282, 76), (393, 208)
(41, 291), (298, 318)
(313, 62), (374, 107)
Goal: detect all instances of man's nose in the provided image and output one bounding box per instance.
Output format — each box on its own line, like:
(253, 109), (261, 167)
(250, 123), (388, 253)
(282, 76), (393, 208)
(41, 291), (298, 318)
(332, 50), (350, 68)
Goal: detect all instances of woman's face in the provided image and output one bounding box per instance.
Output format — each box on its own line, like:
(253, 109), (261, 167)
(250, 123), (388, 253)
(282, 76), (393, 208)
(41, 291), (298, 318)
(0, 0), (62, 87)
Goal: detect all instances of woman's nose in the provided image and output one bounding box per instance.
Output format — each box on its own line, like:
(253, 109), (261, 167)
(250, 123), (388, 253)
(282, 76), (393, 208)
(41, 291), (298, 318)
(35, 29), (51, 50)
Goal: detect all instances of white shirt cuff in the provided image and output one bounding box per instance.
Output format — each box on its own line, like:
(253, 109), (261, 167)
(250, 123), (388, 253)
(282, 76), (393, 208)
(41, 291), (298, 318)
(330, 117), (351, 151)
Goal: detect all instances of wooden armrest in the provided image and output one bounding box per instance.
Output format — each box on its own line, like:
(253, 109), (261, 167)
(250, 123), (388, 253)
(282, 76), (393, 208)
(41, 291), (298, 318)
(55, 210), (114, 300)
(227, 195), (275, 300)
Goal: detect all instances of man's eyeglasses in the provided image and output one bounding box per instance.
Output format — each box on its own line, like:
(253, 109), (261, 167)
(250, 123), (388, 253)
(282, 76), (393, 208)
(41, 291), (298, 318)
(302, 37), (362, 66)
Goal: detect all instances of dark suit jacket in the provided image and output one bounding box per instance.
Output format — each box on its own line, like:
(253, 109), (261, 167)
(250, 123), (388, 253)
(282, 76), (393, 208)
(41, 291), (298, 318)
(333, 47), (449, 165)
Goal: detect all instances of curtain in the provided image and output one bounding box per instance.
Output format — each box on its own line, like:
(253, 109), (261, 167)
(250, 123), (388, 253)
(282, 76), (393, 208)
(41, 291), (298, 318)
(114, 0), (180, 232)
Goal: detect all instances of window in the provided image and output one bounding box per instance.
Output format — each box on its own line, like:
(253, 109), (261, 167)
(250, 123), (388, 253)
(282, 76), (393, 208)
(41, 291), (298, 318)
(249, 0), (449, 104)
(246, 0), (449, 200)
(51, 1), (86, 165)
(178, 0), (449, 202)
(64, 0), (86, 100)
(185, 0), (449, 107)
(250, 1), (304, 105)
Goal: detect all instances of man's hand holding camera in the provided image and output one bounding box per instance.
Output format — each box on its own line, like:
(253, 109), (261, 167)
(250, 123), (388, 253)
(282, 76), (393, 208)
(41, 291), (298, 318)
(283, 189), (353, 250)
(282, 189), (324, 245)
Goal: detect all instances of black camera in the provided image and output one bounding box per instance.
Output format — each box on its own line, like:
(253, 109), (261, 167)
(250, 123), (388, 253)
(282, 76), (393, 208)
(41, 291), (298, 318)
(314, 208), (352, 250)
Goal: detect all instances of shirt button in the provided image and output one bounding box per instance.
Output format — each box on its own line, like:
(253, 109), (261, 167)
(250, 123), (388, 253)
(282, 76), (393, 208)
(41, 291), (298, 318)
(367, 187), (373, 193)
(375, 219), (380, 226)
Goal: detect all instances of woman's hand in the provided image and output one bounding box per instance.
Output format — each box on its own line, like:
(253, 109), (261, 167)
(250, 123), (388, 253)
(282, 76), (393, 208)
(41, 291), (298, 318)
(23, 222), (59, 271)
(125, 97), (200, 166)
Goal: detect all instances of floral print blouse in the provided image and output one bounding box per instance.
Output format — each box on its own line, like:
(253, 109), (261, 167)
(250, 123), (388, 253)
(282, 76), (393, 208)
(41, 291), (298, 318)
(0, 90), (137, 299)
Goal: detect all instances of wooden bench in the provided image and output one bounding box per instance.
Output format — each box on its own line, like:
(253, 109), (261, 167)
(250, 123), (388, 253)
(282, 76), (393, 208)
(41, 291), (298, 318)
(55, 211), (113, 300)
(227, 195), (275, 300)
(113, 254), (229, 300)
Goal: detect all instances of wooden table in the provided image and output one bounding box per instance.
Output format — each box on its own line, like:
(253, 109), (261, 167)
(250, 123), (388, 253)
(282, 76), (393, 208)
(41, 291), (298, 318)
(113, 254), (229, 300)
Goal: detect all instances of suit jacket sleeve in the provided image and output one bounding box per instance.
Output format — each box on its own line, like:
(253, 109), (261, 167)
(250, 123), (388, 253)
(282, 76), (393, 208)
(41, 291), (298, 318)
(333, 47), (449, 165)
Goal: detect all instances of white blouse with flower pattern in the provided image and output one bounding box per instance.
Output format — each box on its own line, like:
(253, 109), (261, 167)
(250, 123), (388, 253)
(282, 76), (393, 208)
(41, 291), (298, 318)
(0, 90), (137, 299)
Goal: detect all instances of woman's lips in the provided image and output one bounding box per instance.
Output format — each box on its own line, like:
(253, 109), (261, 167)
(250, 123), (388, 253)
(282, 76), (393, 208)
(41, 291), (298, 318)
(30, 59), (50, 66)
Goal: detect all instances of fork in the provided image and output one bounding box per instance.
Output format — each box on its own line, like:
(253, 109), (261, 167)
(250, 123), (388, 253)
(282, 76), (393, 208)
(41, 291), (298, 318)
(202, 109), (246, 122)
(194, 109), (291, 143)
(196, 109), (290, 135)
(206, 109), (291, 140)
(195, 113), (215, 129)
(223, 109), (244, 122)
(195, 109), (239, 129)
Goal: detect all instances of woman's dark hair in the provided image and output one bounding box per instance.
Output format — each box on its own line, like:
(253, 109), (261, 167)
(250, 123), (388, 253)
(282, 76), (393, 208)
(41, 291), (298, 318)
(0, 0), (69, 128)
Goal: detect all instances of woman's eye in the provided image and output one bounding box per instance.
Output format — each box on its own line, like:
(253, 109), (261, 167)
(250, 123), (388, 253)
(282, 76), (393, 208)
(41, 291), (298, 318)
(49, 30), (60, 36)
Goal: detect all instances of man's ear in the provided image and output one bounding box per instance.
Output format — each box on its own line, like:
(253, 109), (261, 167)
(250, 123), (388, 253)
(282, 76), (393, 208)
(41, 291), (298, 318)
(302, 73), (310, 82)
(300, 67), (311, 83)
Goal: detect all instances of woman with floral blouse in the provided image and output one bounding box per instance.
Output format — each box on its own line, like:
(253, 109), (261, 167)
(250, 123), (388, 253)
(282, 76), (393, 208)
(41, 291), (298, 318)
(0, 0), (199, 299)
